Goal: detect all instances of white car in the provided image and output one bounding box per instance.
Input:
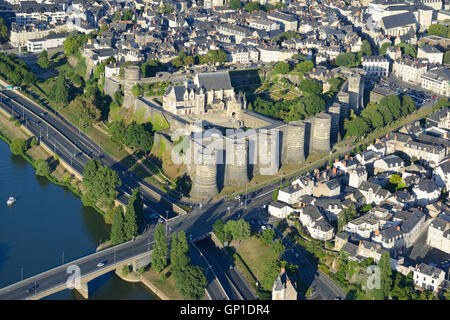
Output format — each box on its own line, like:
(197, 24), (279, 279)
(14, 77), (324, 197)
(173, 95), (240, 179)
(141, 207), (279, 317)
(97, 262), (105, 268)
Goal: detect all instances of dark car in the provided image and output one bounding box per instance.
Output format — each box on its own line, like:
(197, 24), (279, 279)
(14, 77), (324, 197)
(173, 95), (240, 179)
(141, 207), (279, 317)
(26, 284), (38, 292)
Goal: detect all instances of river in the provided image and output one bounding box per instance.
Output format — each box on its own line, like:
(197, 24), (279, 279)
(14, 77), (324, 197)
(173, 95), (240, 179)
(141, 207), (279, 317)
(0, 140), (158, 299)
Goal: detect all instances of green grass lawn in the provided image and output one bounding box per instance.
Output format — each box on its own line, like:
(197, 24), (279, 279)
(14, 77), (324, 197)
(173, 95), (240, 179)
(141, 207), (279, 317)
(234, 236), (278, 284)
(142, 267), (185, 300)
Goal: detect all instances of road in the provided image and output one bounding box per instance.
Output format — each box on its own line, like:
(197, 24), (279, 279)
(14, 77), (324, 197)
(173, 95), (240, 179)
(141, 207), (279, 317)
(282, 245), (346, 300)
(189, 240), (229, 300)
(0, 87), (355, 300)
(0, 88), (179, 220)
(194, 237), (258, 300)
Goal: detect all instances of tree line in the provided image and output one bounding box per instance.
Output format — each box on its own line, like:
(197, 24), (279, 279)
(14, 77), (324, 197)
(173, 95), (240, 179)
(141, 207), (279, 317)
(0, 53), (37, 87)
(344, 95), (417, 138)
(109, 120), (154, 154)
(151, 226), (208, 299)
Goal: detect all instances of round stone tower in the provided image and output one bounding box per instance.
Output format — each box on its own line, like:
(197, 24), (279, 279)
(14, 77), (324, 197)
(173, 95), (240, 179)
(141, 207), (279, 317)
(123, 65), (141, 108)
(311, 113), (331, 154)
(224, 137), (249, 186)
(190, 149), (219, 199)
(328, 103), (341, 145)
(254, 130), (279, 176)
(284, 121), (306, 164)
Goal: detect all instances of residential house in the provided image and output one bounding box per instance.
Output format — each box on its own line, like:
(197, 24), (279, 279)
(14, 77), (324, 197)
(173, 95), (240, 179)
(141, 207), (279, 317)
(413, 263), (446, 292)
(426, 217), (450, 253)
(412, 179), (442, 206)
(373, 155), (404, 174)
(268, 201), (294, 219)
(272, 268), (297, 300)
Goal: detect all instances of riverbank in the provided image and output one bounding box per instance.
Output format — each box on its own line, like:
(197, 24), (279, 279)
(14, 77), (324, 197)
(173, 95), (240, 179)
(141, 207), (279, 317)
(115, 267), (181, 300)
(0, 107), (113, 223)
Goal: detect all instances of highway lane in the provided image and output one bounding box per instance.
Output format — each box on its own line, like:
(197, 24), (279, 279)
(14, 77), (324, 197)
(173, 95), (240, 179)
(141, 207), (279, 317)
(0, 177), (345, 300)
(0, 229), (157, 300)
(0, 90), (178, 219)
(0, 90), (349, 300)
(190, 241), (229, 300)
(195, 237), (257, 300)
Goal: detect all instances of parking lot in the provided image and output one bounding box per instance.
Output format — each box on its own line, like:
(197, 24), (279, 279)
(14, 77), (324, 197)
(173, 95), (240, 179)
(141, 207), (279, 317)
(377, 77), (439, 107)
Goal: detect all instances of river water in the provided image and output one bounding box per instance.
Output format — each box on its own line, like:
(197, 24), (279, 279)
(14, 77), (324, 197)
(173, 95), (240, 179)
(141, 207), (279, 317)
(0, 141), (157, 299)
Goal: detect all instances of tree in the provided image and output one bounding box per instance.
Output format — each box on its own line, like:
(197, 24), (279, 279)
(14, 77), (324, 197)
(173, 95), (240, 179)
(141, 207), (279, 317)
(338, 204), (358, 232)
(379, 42), (391, 55)
(224, 219), (251, 240)
(244, 1), (262, 12)
(131, 84), (144, 97)
(110, 120), (127, 147)
(296, 60), (314, 73)
(361, 105), (384, 129)
(114, 90), (123, 105)
(428, 24), (450, 38)
(110, 206), (126, 245)
(262, 229), (275, 245)
(380, 95), (401, 120)
(0, 18), (8, 42)
(49, 73), (70, 105)
(82, 159), (121, 209)
(303, 95), (325, 115)
(433, 97), (450, 112)
(98, 22), (109, 35)
(122, 10), (133, 21)
(125, 122), (154, 154)
(124, 188), (143, 240)
(173, 264), (207, 299)
(402, 95), (416, 115)
(344, 117), (370, 137)
(271, 239), (285, 256)
(158, 3), (173, 14)
(272, 188), (279, 201)
(274, 61), (289, 74)
(378, 103), (393, 124)
(152, 223), (168, 272)
(229, 0), (242, 9)
(260, 258), (281, 291)
(444, 51), (450, 65)
(335, 52), (357, 67)
(35, 159), (51, 176)
(37, 50), (50, 69)
(360, 40), (373, 57)
(299, 79), (322, 95)
(10, 138), (27, 155)
(170, 232), (190, 270)
(69, 96), (101, 128)
(379, 251), (393, 298)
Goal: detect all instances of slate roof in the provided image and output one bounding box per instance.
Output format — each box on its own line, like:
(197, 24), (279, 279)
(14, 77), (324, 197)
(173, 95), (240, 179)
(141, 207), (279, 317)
(381, 12), (416, 29)
(196, 71), (232, 91)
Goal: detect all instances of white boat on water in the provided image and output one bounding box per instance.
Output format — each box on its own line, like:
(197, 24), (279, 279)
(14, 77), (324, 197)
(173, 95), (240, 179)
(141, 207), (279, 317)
(6, 196), (16, 206)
